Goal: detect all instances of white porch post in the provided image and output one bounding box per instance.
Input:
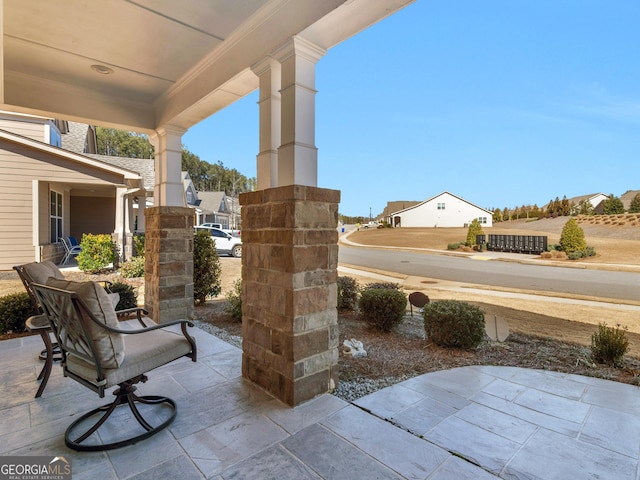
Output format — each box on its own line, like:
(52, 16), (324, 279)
(273, 37), (325, 186)
(136, 197), (146, 232)
(145, 126), (194, 323)
(114, 186), (127, 261)
(149, 126), (186, 207)
(252, 57), (281, 190)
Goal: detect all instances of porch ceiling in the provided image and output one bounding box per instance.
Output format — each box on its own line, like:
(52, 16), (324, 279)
(2, 0), (413, 133)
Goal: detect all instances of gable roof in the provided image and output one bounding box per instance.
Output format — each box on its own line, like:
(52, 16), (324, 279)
(197, 191), (228, 214)
(88, 154), (154, 191)
(0, 128), (142, 185)
(389, 191), (492, 216)
(621, 190), (640, 210)
(60, 121), (90, 154)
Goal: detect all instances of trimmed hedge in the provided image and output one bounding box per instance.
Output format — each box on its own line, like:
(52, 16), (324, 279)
(0, 292), (32, 335)
(358, 288), (407, 332)
(423, 300), (485, 349)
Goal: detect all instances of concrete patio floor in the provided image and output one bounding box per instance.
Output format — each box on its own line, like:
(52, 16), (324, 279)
(2, 322), (639, 479)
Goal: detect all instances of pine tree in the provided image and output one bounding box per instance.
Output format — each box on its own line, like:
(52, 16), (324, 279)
(628, 194), (640, 214)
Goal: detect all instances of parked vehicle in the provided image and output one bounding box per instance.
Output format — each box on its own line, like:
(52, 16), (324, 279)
(195, 226), (242, 257)
(197, 223), (241, 237)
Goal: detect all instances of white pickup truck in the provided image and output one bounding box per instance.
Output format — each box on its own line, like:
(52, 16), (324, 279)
(198, 222), (241, 237)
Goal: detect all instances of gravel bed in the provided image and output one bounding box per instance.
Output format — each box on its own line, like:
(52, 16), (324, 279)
(192, 320), (242, 349)
(192, 320), (409, 402)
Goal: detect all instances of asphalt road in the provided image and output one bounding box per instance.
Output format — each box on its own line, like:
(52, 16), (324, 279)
(338, 246), (640, 303)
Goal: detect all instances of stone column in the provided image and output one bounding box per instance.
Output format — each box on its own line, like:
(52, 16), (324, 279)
(145, 126), (193, 323)
(273, 37), (325, 187)
(240, 185), (340, 406)
(252, 57), (281, 190)
(144, 206), (194, 323)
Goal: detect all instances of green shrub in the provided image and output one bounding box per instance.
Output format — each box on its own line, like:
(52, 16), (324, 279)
(119, 256), (145, 278)
(358, 288), (407, 332)
(423, 300), (486, 349)
(224, 278), (243, 321)
(447, 242), (462, 250)
(567, 251), (582, 260)
(591, 323), (628, 367)
(567, 246), (597, 261)
(133, 234), (145, 258)
(0, 292), (32, 334)
(559, 218), (587, 253)
(77, 233), (116, 273)
(337, 276), (359, 310)
(466, 219), (485, 246)
(106, 281), (138, 310)
(194, 229), (221, 305)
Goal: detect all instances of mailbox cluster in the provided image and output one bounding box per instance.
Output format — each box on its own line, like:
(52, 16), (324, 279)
(478, 234), (548, 255)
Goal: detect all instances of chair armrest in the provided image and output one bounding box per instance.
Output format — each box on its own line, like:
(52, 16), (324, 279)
(94, 317), (197, 362)
(116, 307), (150, 327)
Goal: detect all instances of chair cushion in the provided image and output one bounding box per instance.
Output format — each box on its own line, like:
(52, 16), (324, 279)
(23, 261), (65, 284)
(45, 278), (125, 368)
(67, 328), (193, 388)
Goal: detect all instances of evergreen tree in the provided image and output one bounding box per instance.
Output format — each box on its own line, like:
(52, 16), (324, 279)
(629, 193), (640, 214)
(602, 194), (625, 215)
(466, 219), (485, 246)
(559, 218), (587, 253)
(96, 128), (154, 158)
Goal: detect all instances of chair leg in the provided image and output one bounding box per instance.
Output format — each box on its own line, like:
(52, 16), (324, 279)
(65, 381), (177, 452)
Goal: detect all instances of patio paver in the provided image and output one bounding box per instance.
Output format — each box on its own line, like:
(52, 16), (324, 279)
(2, 325), (640, 479)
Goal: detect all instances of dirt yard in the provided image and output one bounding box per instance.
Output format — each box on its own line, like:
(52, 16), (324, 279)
(342, 217), (640, 356)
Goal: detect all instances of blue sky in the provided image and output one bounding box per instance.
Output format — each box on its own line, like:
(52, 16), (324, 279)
(183, 0), (640, 217)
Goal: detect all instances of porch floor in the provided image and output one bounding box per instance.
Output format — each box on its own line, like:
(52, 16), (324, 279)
(2, 322), (639, 479)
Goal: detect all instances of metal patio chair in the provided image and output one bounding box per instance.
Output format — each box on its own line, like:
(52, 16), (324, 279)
(14, 261), (147, 398)
(59, 236), (81, 265)
(32, 280), (197, 451)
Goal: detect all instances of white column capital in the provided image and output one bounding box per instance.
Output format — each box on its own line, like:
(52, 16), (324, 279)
(272, 36), (326, 65)
(152, 125), (185, 207)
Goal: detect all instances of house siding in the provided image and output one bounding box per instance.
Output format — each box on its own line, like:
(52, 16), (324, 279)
(0, 119), (45, 142)
(0, 140), (123, 270)
(391, 192), (493, 228)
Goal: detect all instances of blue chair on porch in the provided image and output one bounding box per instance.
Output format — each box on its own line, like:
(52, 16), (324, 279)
(59, 236), (81, 265)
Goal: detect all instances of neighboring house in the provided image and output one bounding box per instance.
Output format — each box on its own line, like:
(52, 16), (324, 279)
(382, 200), (420, 221)
(567, 193), (608, 214)
(196, 191), (237, 229)
(387, 191), (493, 228)
(620, 190), (640, 211)
(0, 112), (145, 270)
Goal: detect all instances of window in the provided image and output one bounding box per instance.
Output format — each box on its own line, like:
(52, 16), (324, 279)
(437, 203), (445, 210)
(50, 190), (63, 244)
(478, 217), (487, 224)
(48, 123), (62, 147)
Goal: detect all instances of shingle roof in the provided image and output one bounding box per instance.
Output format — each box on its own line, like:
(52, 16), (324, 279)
(197, 191), (227, 214)
(87, 154), (155, 191)
(60, 121), (89, 153)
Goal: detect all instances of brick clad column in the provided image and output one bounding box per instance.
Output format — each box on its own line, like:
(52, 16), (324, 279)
(240, 185), (340, 406)
(144, 206), (194, 323)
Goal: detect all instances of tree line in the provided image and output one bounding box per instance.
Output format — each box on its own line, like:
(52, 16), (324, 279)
(96, 127), (255, 195)
(492, 192), (640, 223)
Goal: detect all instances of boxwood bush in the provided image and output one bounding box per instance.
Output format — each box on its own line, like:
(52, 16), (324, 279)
(106, 281), (138, 310)
(0, 292), (32, 335)
(337, 276), (359, 310)
(358, 288), (407, 332)
(423, 300), (486, 349)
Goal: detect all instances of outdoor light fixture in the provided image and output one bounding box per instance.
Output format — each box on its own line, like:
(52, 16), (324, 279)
(90, 64), (113, 75)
